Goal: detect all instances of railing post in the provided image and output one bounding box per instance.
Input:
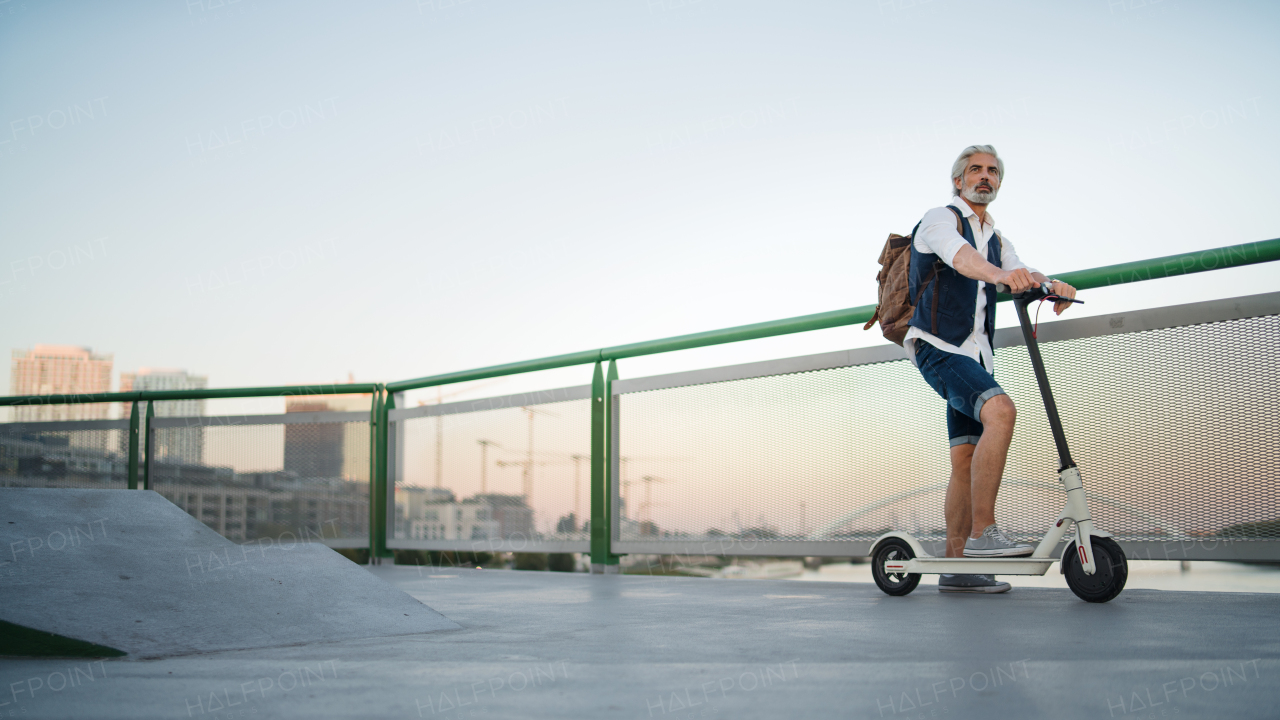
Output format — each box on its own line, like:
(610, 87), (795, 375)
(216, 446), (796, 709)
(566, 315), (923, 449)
(606, 360), (622, 564)
(127, 400), (140, 489)
(591, 360), (620, 573)
(374, 387), (393, 561)
(143, 401), (154, 491)
(392, 392), (406, 533)
(368, 389), (381, 561)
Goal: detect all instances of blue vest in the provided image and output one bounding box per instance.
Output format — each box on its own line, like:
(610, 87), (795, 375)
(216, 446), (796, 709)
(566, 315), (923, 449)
(907, 205), (1002, 348)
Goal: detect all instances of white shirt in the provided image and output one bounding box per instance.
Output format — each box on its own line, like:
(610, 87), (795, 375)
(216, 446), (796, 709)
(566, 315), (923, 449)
(903, 197), (1037, 373)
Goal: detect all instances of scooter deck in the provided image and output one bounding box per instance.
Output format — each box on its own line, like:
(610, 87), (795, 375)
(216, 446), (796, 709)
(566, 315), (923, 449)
(886, 556), (1057, 576)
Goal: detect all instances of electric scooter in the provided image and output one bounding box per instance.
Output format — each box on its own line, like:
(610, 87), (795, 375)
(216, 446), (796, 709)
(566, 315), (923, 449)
(870, 283), (1128, 603)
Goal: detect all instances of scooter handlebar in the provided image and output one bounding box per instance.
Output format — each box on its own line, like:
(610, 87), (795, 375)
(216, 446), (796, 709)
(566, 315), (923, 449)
(995, 281), (1084, 304)
(995, 281), (1051, 300)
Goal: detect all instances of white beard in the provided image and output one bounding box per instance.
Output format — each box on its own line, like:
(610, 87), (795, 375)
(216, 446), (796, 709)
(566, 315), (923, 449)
(962, 185), (998, 204)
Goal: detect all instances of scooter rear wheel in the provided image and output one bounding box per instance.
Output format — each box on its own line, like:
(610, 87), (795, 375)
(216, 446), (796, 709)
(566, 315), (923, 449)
(1063, 537), (1127, 603)
(872, 538), (921, 596)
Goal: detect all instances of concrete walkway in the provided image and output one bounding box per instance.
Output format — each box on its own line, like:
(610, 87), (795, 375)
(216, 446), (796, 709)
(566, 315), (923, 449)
(4, 566), (1278, 719)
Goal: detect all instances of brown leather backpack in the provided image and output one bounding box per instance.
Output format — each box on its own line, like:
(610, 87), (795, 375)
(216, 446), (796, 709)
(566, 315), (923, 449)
(863, 210), (963, 346)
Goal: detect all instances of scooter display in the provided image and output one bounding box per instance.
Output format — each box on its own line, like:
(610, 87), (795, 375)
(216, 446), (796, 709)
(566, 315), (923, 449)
(870, 283), (1128, 603)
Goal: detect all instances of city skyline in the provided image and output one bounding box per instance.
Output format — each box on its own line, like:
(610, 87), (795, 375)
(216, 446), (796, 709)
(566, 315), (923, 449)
(4, 342), (383, 422)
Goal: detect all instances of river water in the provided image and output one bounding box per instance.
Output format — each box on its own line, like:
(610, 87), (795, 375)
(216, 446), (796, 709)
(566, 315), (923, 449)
(787, 560), (1280, 593)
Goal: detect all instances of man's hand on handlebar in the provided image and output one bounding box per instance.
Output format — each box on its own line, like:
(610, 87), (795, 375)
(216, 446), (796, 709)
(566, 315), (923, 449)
(993, 273), (1080, 315)
(1049, 280), (1077, 315)
(996, 268), (1036, 294)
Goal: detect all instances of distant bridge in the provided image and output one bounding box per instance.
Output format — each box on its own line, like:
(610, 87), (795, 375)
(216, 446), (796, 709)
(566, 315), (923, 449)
(808, 479), (1190, 541)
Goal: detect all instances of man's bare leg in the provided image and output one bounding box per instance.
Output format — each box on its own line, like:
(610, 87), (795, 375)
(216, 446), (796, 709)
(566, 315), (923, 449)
(945, 444), (975, 557)
(970, 395), (1017, 536)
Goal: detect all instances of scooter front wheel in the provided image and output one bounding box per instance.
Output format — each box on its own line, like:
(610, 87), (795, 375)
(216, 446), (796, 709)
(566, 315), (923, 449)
(1063, 537), (1127, 603)
(872, 538), (921, 596)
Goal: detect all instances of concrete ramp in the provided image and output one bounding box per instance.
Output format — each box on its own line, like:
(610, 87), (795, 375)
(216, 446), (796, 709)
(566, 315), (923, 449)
(0, 488), (458, 659)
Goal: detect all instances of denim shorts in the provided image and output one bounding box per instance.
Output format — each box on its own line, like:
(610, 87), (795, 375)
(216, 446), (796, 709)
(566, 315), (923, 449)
(914, 340), (1006, 447)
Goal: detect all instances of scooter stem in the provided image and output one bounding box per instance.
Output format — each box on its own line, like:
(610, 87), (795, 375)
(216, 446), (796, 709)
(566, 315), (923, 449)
(1012, 295), (1077, 471)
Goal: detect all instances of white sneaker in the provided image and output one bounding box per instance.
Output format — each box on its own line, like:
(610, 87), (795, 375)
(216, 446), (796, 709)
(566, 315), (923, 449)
(963, 524), (1034, 557)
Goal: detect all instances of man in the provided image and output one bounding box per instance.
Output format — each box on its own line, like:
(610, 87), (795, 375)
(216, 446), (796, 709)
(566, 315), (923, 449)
(906, 145), (1076, 594)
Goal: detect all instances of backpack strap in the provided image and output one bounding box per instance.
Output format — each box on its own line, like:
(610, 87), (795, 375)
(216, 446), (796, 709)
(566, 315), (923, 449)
(945, 205), (968, 242)
(921, 206), (965, 283)
(949, 204), (1004, 258)
(863, 306), (879, 330)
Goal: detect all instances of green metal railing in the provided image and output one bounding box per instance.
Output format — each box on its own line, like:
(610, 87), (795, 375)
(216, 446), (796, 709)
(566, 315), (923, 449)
(385, 237), (1280, 569)
(3, 238), (1278, 567)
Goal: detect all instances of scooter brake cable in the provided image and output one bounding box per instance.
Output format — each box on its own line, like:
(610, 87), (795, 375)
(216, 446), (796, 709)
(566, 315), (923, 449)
(1033, 297), (1051, 339)
(1033, 293), (1083, 339)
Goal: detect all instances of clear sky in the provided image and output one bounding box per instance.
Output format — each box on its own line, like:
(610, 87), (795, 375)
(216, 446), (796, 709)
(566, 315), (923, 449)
(3, 0), (1278, 410)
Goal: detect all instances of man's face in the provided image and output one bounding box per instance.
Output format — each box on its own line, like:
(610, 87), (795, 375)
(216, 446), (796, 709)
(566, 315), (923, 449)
(955, 152), (1001, 204)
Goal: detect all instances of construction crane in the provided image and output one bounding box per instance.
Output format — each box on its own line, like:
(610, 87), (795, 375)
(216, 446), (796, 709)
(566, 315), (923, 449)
(614, 455), (691, 519)
(416, 379), (504, 488)
(476, 439), (499, 494)
(495, 457), (562, 496)
(570, 454), (586, 524)
(617, 457), (632, 519)
(495, 405), (558, 506)
(637, 475), (668, 527)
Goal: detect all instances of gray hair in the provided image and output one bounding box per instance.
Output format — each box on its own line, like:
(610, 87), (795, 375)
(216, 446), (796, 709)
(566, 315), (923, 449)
(951, 145), (1004, 196)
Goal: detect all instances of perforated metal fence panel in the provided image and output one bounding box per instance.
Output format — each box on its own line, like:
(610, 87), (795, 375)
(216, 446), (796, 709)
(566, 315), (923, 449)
(0, 419), (130, 489)
(612, 293), (1280, 561)
(389, 387), (592, 553)
(150, 412), (369, 547)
